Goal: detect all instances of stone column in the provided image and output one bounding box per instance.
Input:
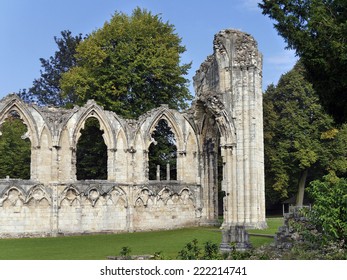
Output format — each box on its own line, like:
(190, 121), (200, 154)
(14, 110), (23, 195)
(50, 184), (59, 237)
(156, 165), (160, 181)
(107, 148), (117, 181)
(166, 163), (170, 181)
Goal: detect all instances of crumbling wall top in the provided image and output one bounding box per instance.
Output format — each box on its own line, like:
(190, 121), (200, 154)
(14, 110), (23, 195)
(193, 29), (262, 98)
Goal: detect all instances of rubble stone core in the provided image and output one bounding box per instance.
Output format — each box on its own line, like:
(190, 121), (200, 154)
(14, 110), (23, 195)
(0, 30), (266, 238)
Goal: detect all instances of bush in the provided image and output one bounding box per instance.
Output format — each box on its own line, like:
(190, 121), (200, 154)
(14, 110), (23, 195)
(119, 246), (132, 259)
(177, 239), (201, 260)
(308, 174), (347, 246)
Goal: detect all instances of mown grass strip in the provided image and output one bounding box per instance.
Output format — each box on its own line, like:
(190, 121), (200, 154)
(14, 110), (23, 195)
(0, 218), (282, 260)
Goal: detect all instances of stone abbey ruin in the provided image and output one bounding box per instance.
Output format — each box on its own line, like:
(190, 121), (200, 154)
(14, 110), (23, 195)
(0, 30), (266, 240)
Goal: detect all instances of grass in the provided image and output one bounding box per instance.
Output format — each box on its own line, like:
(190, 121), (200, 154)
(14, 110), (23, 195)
(248, 217), (283, 235)
(0, 218), (283, 260)
(248, 217), (283, 247)
(0, 227), (221, 260)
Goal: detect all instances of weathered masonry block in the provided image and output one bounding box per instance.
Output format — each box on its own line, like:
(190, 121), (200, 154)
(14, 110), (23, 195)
(0, 29), (266, 238)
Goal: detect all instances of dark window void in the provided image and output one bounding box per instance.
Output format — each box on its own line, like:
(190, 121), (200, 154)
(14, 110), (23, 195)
(148, 119), (177, 180)
(0, 111), (31, 179)
(218, 146), (224, 217)
(76, 117), (107, 180)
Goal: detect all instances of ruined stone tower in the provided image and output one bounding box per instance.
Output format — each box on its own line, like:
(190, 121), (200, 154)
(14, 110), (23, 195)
(193, 29), (266, 229)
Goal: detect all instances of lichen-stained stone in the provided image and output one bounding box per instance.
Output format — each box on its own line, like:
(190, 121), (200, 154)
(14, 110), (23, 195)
(0, 29), (265, 238)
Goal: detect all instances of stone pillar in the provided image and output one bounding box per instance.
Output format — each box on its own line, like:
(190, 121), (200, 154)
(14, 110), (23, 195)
(176, 152), (184, 182)
(107, 148), (116, 181)
(30, 146), (39, 181)
(221, 145), (235, 228)
(156, 165), (160, 181)
(166, 163), (170, 181)
(50, 184), (59, 237)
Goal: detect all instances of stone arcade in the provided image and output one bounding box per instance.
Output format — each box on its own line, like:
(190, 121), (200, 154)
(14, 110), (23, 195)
(0, 30), (266, 240)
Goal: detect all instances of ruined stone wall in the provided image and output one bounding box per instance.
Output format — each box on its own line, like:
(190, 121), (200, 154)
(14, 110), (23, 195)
(0, 29), (266, 238)
(0, 97), (202, 237)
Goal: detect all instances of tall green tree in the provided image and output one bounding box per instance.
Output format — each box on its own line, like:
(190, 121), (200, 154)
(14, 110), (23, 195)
(19, 30), (83, 106)
(259, 0), (347, 123)
(264, 62), (335, 205)
(0, 115), (31, 179)
(60, 8), (192, 119)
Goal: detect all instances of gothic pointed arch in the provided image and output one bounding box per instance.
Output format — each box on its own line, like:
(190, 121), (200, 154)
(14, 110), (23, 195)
(106, 186), (128, 208)
(72, 101), (118, 180)
(0, 95), (39, 148)
(59, 185), (81, 207)
(134, 188), (154, 207)
(115, 128), (128, 151)
(0, 186), (26, 207)
(39, 126), (53, 147)
(146, 108), (184, 150)
(178, 187), (196, 206)
(72, 100), (115, 149)
(156, 187), (173, 205)
(195, 96), (236, 147)
(37, 126), (54, 182)
(114, 128), (128, 181)
(26, 184), (52, 206)
(184, 130), (199, 183)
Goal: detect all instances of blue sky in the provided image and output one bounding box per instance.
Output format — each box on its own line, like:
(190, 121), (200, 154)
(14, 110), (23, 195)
(0, 0), (297, 99)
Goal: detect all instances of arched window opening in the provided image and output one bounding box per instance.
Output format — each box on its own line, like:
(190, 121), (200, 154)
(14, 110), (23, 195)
(0, 111), (31, 179)
(76, 117), (107, 180)
(148, 119), (177, 181)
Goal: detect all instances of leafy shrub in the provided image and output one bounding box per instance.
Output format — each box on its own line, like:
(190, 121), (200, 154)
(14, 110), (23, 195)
(308, 174), (347, 246)
(119, 246), (132, 259)
(177, 239), (201, 260)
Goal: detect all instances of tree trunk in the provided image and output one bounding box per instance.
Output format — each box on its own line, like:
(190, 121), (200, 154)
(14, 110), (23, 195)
(296, 169), (308, 206)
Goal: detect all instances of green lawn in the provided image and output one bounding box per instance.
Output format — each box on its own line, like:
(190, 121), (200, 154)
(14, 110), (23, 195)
(0, 227), (221, 260)
(248, 217), (283, 247)
(248, 217), (283, 235)
(0, 218), (282, 260)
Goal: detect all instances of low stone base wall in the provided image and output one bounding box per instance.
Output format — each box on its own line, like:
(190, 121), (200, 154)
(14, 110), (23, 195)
(0, 180), (202, 238)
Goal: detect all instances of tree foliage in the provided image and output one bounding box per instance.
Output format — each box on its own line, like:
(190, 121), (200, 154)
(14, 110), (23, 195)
(148, 119), (177, 180)
(0, 114), (31, 179)
(60, 8), (192, 119)
(19, 30), (83, 106)
(76, 118), (107, 180)
(259, 0), (347, 123)
(263, 62), (335, 205)
(323, 124), (347, 176)
(308, 174), (347, 245)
